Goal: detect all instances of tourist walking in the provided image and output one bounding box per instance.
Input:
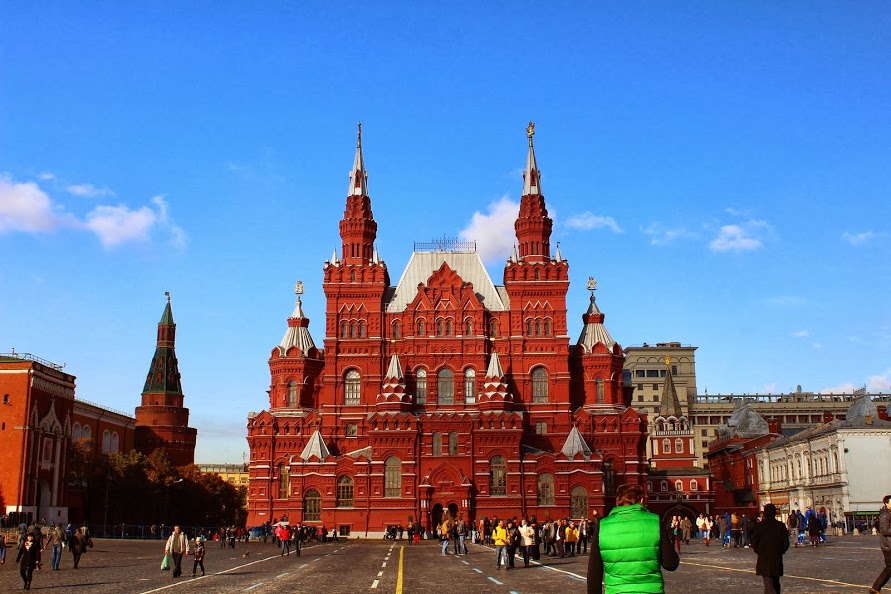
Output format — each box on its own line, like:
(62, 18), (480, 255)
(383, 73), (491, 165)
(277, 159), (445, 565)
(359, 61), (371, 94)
(587, 483), (679, 594)
(191, 536), (206, 576)
(70, 527), (88, 569)
(16, 533), (40, 590)
(751, 504), (790, 594)
(492, 519), (510, 570)
(164, 525), (191, 578)
(518, 519), (535, 567)
(869, 494), (891, 594)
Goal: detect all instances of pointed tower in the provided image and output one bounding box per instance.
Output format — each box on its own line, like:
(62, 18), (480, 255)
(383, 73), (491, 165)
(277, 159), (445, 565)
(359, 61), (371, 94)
(650, 355), (695, 469)
(339, 122), (377, 264)
(135, 292), (197, 467)
(268, 281), (324, 410)
(514, 121), (553, 262)
(573, 278), (626, 409)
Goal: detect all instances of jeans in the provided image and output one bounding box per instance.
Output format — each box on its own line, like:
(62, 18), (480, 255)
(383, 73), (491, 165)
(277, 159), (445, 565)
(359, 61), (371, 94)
(494, 545), (508, 567)
(458, 534), (467, 554)
(52, 544), (62, 569)
(441, 538), (450, 554)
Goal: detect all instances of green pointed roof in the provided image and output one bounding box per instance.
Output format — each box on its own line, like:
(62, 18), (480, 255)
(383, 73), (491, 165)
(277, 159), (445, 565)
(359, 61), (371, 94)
(159, 292), (174, 324)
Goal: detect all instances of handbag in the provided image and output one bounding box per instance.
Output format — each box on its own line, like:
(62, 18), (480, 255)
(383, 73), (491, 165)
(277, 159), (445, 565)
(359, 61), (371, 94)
(161, 553), (171, 570)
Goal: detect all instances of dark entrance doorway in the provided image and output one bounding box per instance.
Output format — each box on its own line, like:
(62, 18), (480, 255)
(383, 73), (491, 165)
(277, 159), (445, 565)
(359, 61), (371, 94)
(448, 502), (459, 520)
(432, 503), (444, 531)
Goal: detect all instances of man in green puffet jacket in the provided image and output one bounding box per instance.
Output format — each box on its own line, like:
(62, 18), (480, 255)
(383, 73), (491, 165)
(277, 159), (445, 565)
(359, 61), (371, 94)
(587, 483), (680, 594)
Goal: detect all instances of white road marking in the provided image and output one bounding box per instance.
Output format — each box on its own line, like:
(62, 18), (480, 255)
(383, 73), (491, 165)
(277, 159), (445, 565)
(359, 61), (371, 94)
(381, 561), (387, 567)
(371, 579), (380, 589)
(244, 584), (264, 591)
(276, 572), (290, 578)
(488, 576), (503, 585)
(377, 571), (384, 577)
(473, 568), (483, 573)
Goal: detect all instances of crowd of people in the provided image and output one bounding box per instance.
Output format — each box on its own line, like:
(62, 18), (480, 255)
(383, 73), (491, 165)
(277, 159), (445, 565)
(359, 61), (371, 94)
(2, 520), (93, 589)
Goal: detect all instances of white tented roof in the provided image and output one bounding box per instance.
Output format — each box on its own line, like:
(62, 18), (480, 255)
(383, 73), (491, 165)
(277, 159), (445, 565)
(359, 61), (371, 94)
(385, 251), (508, 313)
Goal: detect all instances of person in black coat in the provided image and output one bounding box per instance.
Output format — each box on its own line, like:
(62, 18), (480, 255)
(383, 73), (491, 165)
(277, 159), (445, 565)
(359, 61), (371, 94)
(751, 504), (790, 594)
(15, 532), (40, 590)
(870, 494), (891, 594)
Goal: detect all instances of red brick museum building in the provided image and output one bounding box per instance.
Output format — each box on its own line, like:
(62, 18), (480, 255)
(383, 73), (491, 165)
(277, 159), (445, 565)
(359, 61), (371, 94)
(245, 124), (648, 536)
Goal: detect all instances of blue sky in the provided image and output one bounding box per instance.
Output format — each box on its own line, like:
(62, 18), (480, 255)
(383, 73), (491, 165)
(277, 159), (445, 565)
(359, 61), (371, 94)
(2, 3), (889, 463)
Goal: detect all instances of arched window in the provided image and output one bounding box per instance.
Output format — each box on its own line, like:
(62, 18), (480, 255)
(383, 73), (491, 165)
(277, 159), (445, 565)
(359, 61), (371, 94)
(603, 460), (616, 496)
(446, 319), (453, 336)
(102, 430), (111, 454)
(537, 473), (554, 506)
(532, 368), (548, 403)
(437, 319), (444, 336)
(345, 370), (361, 405)
(675, 480), (683, 491)
(340, 321), (348, 338)
(392, 321), (401, 339)
(690, 479), (699, 491)
(437, 369), (454, 404)
(288, 380), (298, 407)
(535, 320), (542, 336)
(417, 319), (425, 335)
(415, 369), (427, 404)
(432, 432), (442, 456)
(278, 463), (289, 499)
(490, 455), (507, 496)
(675, 438), (684, 454)
(464, 369), (476, 404)
(465, 319), (473, 335)
(384, 457), (401, 497)
(526, 320), (533, 335)
(304, 489), (321, 521)
(544, 319), (552, 336)
(349, 322), (357, 338)
(662, 438), (672, 453)
(448, 432), (458, 456)
(359, 321), (366, 338)
(570, 486), (588, 519)
(660, 480), (668, 492)
(489, 319), (498, 338)
(337, 476), (354, 508)
(82, 425), (91, 440)
(110, 432), (119, 453)
(350, 270), (356, 282)
(647, 481), (654, 493)
(596, 377), (605, 404)
(72, 422), (82, 442)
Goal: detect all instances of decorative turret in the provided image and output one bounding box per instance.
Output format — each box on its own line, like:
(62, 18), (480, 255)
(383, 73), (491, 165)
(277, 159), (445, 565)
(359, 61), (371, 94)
(339, 122), (378, 264)
(514, 121), (553, 262)
(576, 278), (616, 353)
(135, 292), (197, 466)
(477, 352), (513, 411)
(376, 354), (411, 410)
(277, 281), (317, 357)
(658, 355), (684, 419)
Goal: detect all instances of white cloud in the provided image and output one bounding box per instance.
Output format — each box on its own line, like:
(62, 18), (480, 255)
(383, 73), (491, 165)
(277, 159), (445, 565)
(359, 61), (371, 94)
(812, 342), (823, 350)
(66, 183), (114, 198)
(724, 207), (747, 217)
(791, 330), (810, 337)
(842, 231), (882, 246)
(458, 195), (518, 264)
(642, 223), (695, 245)
(0, 174), (72, 233)
(565, 212), (622, 233)
(867, 371), (891, 392)
(761, 383), (777, 394)
(709, 224), (763, 252)
(85, 204), (157, 247)
(820, 383), (856, 394)
(151, 195), (187, 249)
(37, 172), (56, 180)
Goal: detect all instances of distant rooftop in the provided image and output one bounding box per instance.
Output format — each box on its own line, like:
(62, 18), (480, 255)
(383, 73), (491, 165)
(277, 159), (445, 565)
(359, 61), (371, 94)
(0, 350), (65, 370)
(413, 236), (476, 253)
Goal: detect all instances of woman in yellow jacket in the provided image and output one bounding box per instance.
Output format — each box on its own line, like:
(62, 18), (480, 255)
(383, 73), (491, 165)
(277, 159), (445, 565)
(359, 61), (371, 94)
(492, 520), (510, 570)
(565, 522), (579, 556)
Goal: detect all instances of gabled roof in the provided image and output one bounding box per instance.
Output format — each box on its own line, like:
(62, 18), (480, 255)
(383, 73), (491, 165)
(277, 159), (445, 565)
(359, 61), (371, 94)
(385, 251), (508, 313)
(299, 429), (331, 461)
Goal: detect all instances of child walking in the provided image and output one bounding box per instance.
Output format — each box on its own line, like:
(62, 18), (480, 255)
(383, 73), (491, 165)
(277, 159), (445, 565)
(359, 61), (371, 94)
(191, 536), (206, 577)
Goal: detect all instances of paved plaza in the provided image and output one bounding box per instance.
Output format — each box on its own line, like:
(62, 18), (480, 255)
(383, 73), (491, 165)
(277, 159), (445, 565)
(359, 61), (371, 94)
(0, 535), (882, 593)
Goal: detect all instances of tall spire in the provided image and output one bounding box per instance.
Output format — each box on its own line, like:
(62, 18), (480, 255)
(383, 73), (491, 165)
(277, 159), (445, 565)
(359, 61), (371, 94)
(658, 355), (684, 418)
(144, 291), (181, 393)
(515, 121), (553, 262)
(340, 122), (378, 264)
(348, 122), (368, 197)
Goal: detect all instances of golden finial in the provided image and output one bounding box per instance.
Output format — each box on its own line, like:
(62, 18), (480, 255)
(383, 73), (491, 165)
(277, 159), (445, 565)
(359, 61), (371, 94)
(665, 355), (672, 366)
(587, 277), (597, 291)
(295, 280), (304, 296)
(526, 121), (535, 145)
(357, 122), (362, 147)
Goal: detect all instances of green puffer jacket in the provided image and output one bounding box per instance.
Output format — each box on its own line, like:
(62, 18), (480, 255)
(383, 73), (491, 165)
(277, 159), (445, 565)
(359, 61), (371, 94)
(599, 503), (663, 593)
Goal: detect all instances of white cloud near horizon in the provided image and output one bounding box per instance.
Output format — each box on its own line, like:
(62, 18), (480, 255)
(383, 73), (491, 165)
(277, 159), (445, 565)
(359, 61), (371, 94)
(565, 212), (622, 233)
(820, 370), (891, 394)
(842, 231), (882, 246)
(709, 223), (763, 252)
(458, 195), (518, 264)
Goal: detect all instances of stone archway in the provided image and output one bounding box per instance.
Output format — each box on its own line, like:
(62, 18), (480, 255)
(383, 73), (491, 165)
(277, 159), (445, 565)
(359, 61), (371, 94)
(432, 503), (444, 532)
